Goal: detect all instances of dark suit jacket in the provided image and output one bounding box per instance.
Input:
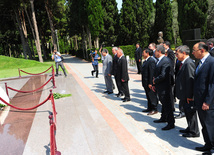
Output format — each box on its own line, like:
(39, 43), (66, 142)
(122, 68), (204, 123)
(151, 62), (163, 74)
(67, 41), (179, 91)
(175, 59), (181, 78)
(112, 54), (119, 76)
(117, 56), (129, 81)
(141, 57), (156, 87)
(135, 47), (142, 61)
(194, 55), (214, 109)
(209, 48), (214, 57)
(167, 48), (175, 67)
(154, 56), (171, 94)
(175, 57), (195, 100)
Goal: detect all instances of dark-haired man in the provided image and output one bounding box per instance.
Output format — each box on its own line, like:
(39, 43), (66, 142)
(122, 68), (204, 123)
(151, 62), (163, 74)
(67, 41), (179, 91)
(135, 43), (142, 74)
(141, 48), (158, 115)
(207, 38), (214, 57)
(192, 42), (214, 153)
(153, 45), (175, 130)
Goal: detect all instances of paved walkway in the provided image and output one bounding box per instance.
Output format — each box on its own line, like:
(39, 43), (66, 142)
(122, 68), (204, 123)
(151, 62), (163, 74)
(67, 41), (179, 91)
(0, 55), (204, 155)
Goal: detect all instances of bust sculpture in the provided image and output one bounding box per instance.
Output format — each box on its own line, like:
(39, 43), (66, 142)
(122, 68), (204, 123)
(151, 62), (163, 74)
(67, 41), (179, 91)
(157, 31), (164, 44)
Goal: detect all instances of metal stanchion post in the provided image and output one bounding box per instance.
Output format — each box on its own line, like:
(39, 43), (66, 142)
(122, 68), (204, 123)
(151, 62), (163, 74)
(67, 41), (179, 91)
(18, 68), (21, 78)
(5, 83), (9, 98)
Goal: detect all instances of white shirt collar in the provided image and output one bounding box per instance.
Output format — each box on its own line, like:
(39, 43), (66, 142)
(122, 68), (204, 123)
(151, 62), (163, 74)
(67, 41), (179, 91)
(145, 56), (150, 61)
(158, 55), (165, 62)
(200, 53), (210, 64)
(181, 56), (189, 64)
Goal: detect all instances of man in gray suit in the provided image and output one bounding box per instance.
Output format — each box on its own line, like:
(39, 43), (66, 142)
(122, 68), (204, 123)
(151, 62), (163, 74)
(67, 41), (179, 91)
(175, 45), (199, 138)
(102, 49), (114, 94)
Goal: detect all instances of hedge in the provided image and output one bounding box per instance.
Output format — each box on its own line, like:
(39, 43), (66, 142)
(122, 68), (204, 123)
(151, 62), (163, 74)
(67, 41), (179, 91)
(69, 45), (136, 61)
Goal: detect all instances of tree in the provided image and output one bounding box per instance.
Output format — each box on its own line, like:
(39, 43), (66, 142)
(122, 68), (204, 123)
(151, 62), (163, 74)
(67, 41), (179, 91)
(100, 0), (118, 46)
(119, 0), (138, 45)
(206, 0), (214, 38)
(137, 0), (154, 48)
(30, 0), (43, 62)
(178, 0), (208, 41)
(154, 0), (174, 44)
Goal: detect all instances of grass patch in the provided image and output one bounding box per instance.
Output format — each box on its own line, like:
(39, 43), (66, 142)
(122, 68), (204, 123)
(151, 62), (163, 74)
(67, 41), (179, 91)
(53, 93), (72, 99)
(0, 55), (67, 79)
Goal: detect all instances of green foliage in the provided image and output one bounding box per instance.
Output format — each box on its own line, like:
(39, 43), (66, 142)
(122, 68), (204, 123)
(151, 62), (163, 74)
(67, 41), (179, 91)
(206, 0), (214, 38)
(87, 0), (104, 38)
(53, 93), (72, 99)
(119, 0), (138, 45)
(178, 0), (208, 41)
(0, 104), (7, 108)
(154, 0), (174, 43)
(71, 45), (136, 60)
(100, 0), (118, 46)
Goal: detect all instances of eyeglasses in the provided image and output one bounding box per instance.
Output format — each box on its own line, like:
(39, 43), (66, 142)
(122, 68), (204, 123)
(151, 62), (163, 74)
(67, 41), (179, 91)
(192, 49), (201, 52)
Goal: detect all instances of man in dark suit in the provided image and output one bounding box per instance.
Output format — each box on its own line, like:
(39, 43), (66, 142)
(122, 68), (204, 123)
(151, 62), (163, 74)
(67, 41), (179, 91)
(135, 43), (142, 74)
(175, 45), (200, 138)
(153, 45), (175, 130)
(163, 41), (175, 112)
(192, 42), (214, 153)
(112, 47), (123, 97)
(117, 49), (130, 102)
(148, 43), (158, 62)
(174, 46), (185, 119)
(141, 48), (158, 115)
(207, 38), (214, 57)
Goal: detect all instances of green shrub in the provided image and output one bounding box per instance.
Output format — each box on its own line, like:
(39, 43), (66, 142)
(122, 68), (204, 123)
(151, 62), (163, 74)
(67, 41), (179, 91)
(53, 93), (72, 99)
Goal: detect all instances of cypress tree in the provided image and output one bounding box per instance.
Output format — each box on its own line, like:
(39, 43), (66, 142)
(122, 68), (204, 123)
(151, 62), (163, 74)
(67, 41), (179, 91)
(118, 0), (138, 45)
(100, 0), (118, 46)
(136, 0), (154, 48)
(178, 0), (208, 41)
(154, 0), (174, 44)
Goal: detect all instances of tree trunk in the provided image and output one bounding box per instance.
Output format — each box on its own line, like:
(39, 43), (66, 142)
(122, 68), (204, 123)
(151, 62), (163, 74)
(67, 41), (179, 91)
(86, 26), (92, 49)
(95, 37), (99, 49)
(30, 0), (43, 63)
(45, 0), (57, 51)
(15, 11), (28, 59)
(82, 26), (86, 59)
(20, 9), (32, 59)
(74, 35), (78, 50)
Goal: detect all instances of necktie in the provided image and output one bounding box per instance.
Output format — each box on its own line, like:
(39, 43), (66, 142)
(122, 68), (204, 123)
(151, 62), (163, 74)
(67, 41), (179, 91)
(196, 60), (202, 73)
(179, 63), (183, 70)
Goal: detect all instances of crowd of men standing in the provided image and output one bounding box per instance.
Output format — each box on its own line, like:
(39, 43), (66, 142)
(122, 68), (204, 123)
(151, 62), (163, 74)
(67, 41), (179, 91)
(135, 40), (214, 154)
(96, 39), (214, 154)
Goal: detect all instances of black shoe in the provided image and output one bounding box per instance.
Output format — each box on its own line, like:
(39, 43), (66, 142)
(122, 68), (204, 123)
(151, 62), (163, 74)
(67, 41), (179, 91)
(175, 113), (185, 119)
(142, 109), (151, 112)
(162, 124), (175, 130)
(182, 133), (200, 138)
(123, 99), (130, 102)
(91, 71), (94, 76)
(96, 76), (98, 78)
(153, 119), (167, 123)
(108, 92), (113, 94)
(103, 91), (109, 93)
(195, 145), (212, 152)
(55, 74), (58, 77)
(179, 129), (189, 133)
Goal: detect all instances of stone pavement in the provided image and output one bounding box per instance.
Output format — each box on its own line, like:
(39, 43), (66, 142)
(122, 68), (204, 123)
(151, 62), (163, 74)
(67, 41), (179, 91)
(0, 55), (204, 155)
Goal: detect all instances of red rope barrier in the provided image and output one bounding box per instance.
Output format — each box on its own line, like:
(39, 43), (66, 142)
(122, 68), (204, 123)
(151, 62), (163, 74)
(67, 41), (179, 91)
(19, 66), (53, 76)
(7, 77), (53, 93)
(0, 93), (51, 110)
